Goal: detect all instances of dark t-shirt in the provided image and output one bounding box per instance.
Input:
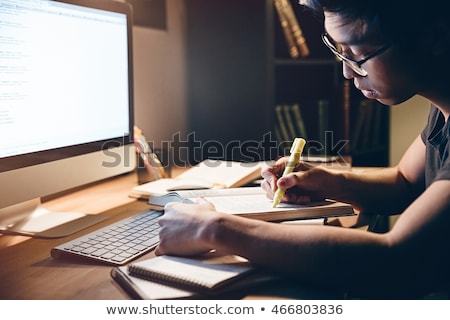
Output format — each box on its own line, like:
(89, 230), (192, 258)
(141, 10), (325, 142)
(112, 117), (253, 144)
(421, 105), (450, 187)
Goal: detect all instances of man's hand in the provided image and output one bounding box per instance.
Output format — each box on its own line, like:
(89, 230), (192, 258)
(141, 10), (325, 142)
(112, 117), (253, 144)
(261, 157), (342, 204)
(155, 197), (218, 257)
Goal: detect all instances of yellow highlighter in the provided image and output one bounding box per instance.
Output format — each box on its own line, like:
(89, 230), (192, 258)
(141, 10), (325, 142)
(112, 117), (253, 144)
(272, 138), (306, 208)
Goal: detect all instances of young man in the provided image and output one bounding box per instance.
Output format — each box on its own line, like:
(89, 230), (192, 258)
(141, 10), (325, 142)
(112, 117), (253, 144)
(156, 0), (450, 298)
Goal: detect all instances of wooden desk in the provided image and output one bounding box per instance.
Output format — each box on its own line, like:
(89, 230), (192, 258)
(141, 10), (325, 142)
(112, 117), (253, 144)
(0, 171), (353, 300)
(0, 173), (142, 299)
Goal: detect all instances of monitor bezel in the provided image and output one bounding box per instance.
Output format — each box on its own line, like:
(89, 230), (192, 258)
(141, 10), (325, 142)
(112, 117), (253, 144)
(0, 0), (135, 174)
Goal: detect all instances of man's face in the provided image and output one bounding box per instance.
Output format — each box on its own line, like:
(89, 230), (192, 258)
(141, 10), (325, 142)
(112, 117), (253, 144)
(324, 12), (419, 106)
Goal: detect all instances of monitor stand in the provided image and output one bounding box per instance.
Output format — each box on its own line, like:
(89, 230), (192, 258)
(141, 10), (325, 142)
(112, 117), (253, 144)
(0, 198), (107, 238)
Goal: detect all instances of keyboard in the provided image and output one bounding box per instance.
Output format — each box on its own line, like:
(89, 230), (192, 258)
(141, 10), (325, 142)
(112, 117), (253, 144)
(51, 209), (163, 265)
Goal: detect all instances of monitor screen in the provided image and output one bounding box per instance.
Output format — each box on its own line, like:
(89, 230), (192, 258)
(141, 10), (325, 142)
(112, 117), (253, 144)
(0, 0), (136, 238)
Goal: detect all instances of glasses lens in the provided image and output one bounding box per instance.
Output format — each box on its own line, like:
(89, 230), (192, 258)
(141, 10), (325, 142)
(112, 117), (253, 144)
(344, 60), (367, 76)
(322, 33), (368, 76)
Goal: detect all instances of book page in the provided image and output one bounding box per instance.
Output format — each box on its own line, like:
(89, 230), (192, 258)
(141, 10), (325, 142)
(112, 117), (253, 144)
(189, 194), (354, 221)
(176, 186), (264, 198)
(199, 194), (303, 214)
(176, 159), (262, 188)
(147, 187), (265, 209)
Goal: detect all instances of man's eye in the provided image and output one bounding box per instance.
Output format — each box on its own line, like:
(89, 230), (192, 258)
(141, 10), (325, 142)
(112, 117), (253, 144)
(336, 44), (354, 55)
(337, 45), (355, 58)
(342, 46), (367, 60)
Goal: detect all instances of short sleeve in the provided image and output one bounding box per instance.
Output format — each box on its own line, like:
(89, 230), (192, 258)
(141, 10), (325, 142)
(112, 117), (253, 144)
(422, 105), (450, 186)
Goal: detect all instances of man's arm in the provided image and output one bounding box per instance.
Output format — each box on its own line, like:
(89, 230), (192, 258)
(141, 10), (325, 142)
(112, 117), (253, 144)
(157, 174), (449, 297)
(334, 135), (425, 214)
(204, 181), (449, 297)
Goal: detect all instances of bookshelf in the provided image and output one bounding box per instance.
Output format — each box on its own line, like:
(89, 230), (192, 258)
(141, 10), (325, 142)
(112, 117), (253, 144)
(184, 0), (389, 166)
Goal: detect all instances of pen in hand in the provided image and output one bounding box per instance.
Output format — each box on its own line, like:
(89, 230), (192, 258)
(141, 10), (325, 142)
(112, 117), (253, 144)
(272, 138), (306, 208)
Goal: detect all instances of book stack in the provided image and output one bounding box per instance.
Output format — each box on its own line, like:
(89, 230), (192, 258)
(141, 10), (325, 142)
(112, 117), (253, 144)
(273, 0), (309, 58)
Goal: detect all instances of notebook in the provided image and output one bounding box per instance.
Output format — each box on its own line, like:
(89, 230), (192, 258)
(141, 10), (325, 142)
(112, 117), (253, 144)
(111, 253), (277, 299)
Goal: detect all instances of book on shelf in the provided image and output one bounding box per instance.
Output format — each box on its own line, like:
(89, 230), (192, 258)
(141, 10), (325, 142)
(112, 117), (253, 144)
(360, 100), (375, 149)
(317, 99), (329, 147)
(273, 0), (299, 58)
(273, 0), (309, 58)
(343, 80), (351, 154)
(130, 159), (263, 199)
(283, 105), (298, 139)
(291, 103), (308, 139)
(275, 104), (291, 142)
(110, 252), (277, 299)
(369, 101), (383, 147)
(147, 186), (355, 222)
(274, 104), (308, 145)
(352, 99), (375, 151)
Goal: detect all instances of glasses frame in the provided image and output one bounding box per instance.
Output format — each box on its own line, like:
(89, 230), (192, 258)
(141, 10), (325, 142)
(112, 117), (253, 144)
(321, 32), (391, 76)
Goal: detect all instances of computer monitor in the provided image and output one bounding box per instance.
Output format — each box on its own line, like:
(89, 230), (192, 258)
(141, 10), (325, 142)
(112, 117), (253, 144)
(0, 0), (136, 238)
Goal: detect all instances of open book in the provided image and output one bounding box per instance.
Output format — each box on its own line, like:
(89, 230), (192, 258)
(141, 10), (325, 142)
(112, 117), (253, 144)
(130, 159), (263, 199)
(148, 187), (355, 222)
(111, 253), (276, 299)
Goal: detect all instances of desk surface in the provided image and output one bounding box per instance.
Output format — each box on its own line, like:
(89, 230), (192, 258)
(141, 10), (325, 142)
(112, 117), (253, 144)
(0, 168), (360, 300)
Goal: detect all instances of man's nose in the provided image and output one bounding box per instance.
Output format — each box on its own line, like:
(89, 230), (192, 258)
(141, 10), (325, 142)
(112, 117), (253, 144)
(342, 62), (358, 79)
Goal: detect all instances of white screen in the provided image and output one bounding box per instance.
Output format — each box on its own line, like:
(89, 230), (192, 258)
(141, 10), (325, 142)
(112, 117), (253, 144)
(0, 0), (130, 157)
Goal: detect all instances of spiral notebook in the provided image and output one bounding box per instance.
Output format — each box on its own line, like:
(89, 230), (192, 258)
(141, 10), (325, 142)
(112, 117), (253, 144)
(126, 254), (254, 294)
(111, 254), (277, 300)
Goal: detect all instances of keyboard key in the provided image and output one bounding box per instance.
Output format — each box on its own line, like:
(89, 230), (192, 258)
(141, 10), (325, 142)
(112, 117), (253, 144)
(50, 209), (163, 265)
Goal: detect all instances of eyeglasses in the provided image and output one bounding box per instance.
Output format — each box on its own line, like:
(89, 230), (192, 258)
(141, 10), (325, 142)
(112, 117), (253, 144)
(321, 32), (391, 77)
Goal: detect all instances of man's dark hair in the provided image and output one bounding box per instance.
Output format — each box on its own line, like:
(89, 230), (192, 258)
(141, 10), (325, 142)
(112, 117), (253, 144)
(299, 0), (446, 52)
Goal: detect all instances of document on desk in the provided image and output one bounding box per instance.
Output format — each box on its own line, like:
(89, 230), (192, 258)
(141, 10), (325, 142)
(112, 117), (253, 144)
(148, 187), (355, 222)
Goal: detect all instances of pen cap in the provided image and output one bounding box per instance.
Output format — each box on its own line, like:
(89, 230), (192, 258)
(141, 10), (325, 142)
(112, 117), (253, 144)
(290, 138), (306, 154)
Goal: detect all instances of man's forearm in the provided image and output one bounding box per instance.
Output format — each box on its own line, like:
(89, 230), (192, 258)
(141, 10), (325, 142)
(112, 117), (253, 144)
(337, 167), (418, 214)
